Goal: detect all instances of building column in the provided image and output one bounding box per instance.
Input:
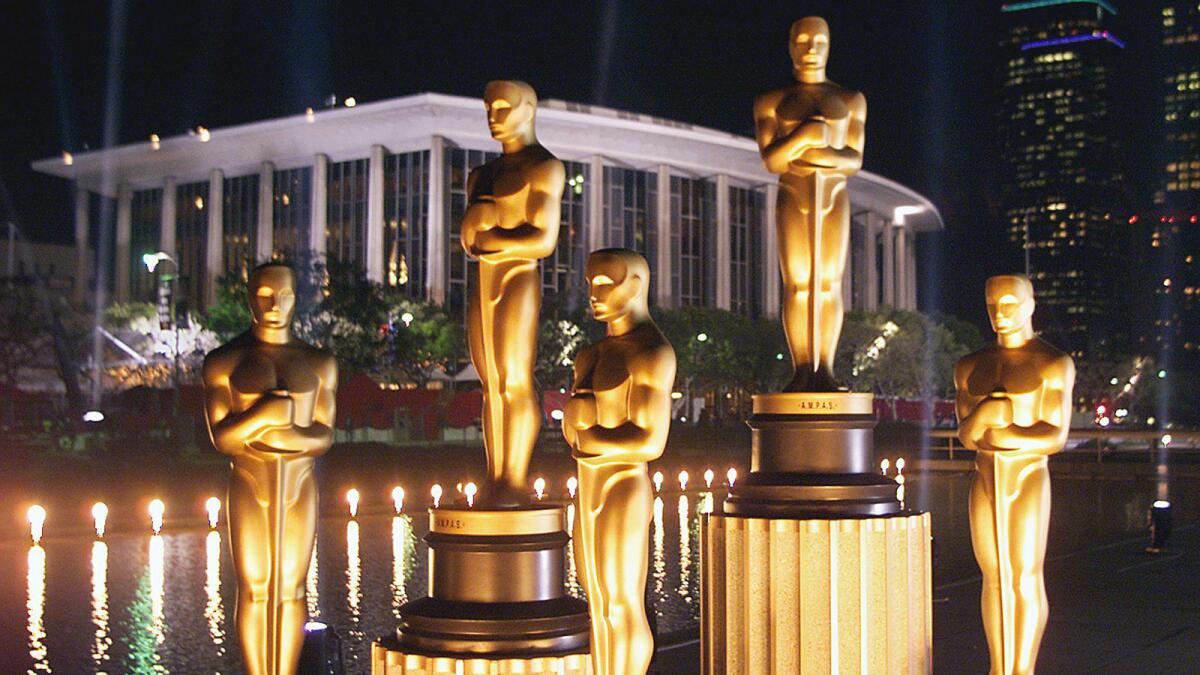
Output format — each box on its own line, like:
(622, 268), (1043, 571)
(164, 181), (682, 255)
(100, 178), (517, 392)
(882, 218), (895, 308)
(586, 156), (605, 253)
(256, 161), (274, 262)
(366, 145), (386, 283)
(894, 224), (908, 309)
(160, 177), (177, 258)
(865, 213), (879, 311)
(73, 185), (90, 304)
(425, 136), (446, 305)
(311, 154), (328, 261)
(114, 183), (132, 303)
(902, 228), (912, 307)
(655, 165), (672, 307)
(715, 174), (731, 310)
(206, 169), (224, 308)
(763, 183), (780, 318)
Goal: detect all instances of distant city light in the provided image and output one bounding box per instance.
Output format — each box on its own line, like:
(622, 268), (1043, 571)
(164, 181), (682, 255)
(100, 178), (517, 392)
(1109, 377), (1119, 385)
(696, 333), (708, 343)
(83, 410), (105, 423)
(1158, 369), (1167, 379)
(92, 502), (108, 538)
(550, 409), (564, 421)
(401, 311), (414, 326)
(149, 133), (160, 150)
(776, 352), (785, 360)
(344, 97), (357, 108)
(1020, 30), (1125, 52)
(431, 484), (443, 508)
(391, 486), (405, 514)
(62, 150), (73, 166)
(305, 107), (315, 122)
(893, 205), (925, 225)
(206, 497), (221, 528)
(670, 391), (683, 400)
(196, 126), (211, 142)
(149, 499), (165, 535)
(347, 489), (360, 518)
(1162, 434), (1173, 446)
(28, 505), (46, 544)
(1153, 500), (1171, 509)
(194, 195), (205, 210)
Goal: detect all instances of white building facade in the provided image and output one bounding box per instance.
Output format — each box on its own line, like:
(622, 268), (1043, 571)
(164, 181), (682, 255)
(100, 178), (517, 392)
(34, 92), (941, 317)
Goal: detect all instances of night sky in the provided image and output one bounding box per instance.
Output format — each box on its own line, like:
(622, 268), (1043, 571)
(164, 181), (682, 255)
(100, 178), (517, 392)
(0, 1), (1158, 324)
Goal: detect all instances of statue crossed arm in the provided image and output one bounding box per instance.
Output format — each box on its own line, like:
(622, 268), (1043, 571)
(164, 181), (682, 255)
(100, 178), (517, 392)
(462, 156), (563, 262)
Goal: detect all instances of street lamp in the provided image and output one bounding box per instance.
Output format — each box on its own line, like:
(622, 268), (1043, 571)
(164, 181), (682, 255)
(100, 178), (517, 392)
(143, 251), (184, 415)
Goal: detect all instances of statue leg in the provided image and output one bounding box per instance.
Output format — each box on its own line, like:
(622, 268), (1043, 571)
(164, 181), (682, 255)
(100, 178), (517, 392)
(279, 459), (317, 675)
(576, 468), (606, 675)
(229, 461), (272, 675)
(817, 177), (850, 380)
(596, 469), (654, 675)
(1008, 462), (1051, 675)
(776, 179), (816, 391)
(492, 265), (541, 499)
(969, 461), (1004, 675)
(467, 274), (500, 486)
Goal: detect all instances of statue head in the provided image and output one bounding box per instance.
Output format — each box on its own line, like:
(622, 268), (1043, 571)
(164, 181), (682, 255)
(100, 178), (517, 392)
(789, 16), (830, 78)
(985, 275), (1035, 338)
(586, 248), (650, 323)
(247, 262), (296, 330)
(484, 80), (538, 145)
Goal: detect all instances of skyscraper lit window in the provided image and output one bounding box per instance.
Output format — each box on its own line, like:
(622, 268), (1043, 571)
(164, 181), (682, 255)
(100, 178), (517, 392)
(671, 176), (715, 307)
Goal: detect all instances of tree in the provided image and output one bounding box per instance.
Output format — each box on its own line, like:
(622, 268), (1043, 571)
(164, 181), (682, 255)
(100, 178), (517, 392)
(103, 302), (219, 388)
(379, 298), (463, 387)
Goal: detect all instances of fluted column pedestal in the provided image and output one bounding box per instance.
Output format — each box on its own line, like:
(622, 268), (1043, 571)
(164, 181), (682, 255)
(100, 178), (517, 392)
(701, 512), (931, 673)
(701, 392), (932, 673)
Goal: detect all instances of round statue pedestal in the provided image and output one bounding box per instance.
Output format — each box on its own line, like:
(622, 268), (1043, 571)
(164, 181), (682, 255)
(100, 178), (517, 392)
(372, 505), (590, 675)
(701, 392), (932, 673)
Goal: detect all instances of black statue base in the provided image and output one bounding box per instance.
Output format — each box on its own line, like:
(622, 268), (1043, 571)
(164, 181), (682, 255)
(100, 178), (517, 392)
(723, 392), (901, 518)
(378, 504), (589, 666)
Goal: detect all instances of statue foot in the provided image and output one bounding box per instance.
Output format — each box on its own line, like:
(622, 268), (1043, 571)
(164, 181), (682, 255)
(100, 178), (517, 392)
(783, 366), (841, 393)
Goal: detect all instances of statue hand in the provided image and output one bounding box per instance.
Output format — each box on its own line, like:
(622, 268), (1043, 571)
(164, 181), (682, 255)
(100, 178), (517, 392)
(979, 396), (1013, 428)
(253, 393), (294, 428)
(564, 394), (597, 430)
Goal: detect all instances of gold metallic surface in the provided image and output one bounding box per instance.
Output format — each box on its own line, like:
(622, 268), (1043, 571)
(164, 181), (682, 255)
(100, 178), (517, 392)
(428, 505), (565, 536)
(752, 391), (874, 415)
(463, 80), (565, 504)
(754, 16), (866, 392)
(371, 643), (591, 675)
(954, 275), (1075, 675)
(564, 249), (677, 675)
(701, 512), (932, 673)
(203, 263), (337, 675)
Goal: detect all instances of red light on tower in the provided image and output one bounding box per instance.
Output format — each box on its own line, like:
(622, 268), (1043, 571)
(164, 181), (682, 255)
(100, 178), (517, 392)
(1128, 214), (1139, 224)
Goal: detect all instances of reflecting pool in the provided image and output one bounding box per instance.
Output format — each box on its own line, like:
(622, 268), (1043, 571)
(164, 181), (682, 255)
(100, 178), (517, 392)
(1, 471), (1195, 673)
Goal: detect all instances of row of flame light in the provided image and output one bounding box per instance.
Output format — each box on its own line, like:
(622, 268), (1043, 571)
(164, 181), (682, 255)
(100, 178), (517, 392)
(24, 468), (738, 543)
(27, 463), (914, 543)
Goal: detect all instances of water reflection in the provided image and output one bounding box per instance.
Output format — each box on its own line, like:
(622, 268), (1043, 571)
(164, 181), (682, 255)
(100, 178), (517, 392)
(391, 515), (416, 617)
(92, 541), (110, 670)
(307, 539), (320, 619)
(346, 520), (362, 630)
(205, 531), (226, 654)
(149, 535), (166, 648)
(652, 496), (665, 615)
(566, 502), (582, 598)
(677, 495), (691, 603)
(27, 544), (49, 673)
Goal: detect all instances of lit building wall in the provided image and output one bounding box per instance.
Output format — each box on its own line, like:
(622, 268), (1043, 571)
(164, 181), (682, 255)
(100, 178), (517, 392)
(1158, 2), (1200, 208)
(33, 93), (940, 321)
(998, 0), (1126, 359)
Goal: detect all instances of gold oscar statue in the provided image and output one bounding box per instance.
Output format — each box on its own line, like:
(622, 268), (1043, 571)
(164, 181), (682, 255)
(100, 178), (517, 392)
(203, 263), (337, 675)
(462, 79), (565, 503)
(564, 249), (676, 675)
(754, 15), (866, 392)
(955, 275), (1075, 675)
